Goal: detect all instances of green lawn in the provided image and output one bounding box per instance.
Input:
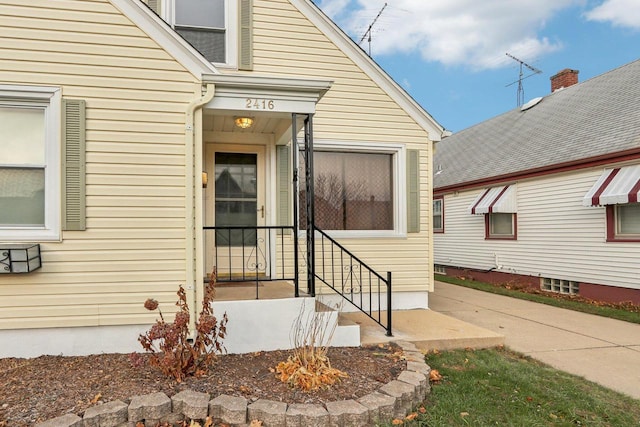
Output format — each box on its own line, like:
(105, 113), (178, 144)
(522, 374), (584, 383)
(383, 347), (640, 426)
(435, 274), (640, 324)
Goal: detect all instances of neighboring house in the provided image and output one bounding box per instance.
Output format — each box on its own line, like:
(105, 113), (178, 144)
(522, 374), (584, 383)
(0, 0), (445, 357)
(433, 60), (640, 305)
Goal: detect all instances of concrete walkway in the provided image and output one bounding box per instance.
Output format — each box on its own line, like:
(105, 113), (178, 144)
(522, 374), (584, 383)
(430, 281), (640, 400)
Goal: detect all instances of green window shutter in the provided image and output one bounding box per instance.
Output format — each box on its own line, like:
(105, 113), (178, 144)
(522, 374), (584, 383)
(276, 145), (291, 233)
(407, 149), (420, 233)
(147, 0), (161, 15)
(238, 0), (253, 71)
(62, 99), (86, 231)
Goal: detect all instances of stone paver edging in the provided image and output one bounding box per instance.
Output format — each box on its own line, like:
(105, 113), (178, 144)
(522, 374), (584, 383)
(36, 341), (432, 427)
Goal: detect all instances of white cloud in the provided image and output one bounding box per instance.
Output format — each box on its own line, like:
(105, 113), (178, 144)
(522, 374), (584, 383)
(324, 0), (580, 70)
(315, 0), (352, 20)
(585, 0), (640, 29)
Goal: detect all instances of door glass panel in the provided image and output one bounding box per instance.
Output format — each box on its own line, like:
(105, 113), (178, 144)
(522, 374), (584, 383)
(215, 153), (257, 246)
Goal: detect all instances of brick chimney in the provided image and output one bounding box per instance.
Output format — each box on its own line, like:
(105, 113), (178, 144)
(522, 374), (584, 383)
(550, 68), (579, 92)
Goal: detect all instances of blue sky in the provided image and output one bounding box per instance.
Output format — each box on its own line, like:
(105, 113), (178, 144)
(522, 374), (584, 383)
(313, 0), (640, 133)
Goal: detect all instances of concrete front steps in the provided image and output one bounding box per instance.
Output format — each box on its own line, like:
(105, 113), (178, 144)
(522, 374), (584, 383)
(211, 296), (360, 354)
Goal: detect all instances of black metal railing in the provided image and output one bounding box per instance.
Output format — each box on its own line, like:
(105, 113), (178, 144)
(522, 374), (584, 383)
(313, 226), (392, 336)
(204, 226), (299, 299)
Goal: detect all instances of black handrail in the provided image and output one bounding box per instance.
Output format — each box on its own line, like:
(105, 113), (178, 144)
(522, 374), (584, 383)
(203, 226), (298, 299)
(203, 224), (392, 336)
(313, 226), (392, 337)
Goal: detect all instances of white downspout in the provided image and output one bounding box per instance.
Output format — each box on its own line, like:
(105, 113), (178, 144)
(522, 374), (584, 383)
(185, 83), (215, 336)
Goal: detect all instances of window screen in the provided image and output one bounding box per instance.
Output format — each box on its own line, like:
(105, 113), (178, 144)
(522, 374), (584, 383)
(300, 151), (393, 231)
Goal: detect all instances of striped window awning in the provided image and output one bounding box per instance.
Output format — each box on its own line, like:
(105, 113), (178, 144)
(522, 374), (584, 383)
(469, 185), (517, 215)
(583, 165), (640, 207)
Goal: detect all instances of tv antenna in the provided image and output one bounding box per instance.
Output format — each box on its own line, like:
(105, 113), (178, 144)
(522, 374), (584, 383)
(359, 3), (387, 57)
(505, 52), (542, 106)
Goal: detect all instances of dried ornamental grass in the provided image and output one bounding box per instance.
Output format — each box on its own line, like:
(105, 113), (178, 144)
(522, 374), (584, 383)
(275, 300), (348, 391)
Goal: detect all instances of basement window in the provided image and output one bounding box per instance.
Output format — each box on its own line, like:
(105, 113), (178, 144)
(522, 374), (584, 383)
(541, 278), (579, 295)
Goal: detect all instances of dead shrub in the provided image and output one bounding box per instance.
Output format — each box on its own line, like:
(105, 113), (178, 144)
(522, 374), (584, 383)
(137, 268), (228, 382)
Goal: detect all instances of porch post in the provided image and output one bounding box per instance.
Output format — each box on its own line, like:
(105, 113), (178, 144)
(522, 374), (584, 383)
(305, 114), (316, 296)
(292, 113), (299, 297)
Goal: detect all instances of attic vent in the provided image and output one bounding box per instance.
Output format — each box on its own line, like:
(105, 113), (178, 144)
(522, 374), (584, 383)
(521, 97), (543, 111)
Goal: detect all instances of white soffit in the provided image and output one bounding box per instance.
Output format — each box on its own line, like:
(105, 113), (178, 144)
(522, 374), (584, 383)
(469, 185), (517, 215)
(583, 165), (640, 206)
(202, 74), (333, 114)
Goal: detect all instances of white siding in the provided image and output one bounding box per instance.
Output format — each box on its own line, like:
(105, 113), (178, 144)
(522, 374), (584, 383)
(435, 167), (640, 291)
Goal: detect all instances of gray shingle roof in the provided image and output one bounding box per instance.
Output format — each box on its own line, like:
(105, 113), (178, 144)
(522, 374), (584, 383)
(433, 59), (640, 190)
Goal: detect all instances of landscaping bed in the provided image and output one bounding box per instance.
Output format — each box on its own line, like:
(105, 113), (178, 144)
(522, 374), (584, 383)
(0, 344), (405, 426)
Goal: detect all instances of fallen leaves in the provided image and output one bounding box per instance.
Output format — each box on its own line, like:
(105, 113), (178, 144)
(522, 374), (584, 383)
(188, 418), (214, 427)
(429, 369), (443, 383)
(405, 412), (418, 420)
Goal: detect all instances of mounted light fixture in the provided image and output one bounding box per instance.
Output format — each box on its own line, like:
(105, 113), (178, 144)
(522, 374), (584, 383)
(1, 244), (42, 273)
(234, 116), (254, 129)
(202, 172), (208, 188)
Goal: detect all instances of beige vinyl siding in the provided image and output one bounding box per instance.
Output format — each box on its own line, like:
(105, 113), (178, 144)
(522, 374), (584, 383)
(0, 0), (199, 330)
(434, 168), (640, 291)
(249, 0), (433, 292)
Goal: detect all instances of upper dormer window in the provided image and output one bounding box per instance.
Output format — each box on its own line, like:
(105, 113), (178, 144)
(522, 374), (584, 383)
(175, 0), (227, 64)
(150, 0), (243, 68)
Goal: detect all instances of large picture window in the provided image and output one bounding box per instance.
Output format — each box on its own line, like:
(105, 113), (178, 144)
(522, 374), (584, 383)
(299, 144), (404, 235)
(0, 86), (61, 240)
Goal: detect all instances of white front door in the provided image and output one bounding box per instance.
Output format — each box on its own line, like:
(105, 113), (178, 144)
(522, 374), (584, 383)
(210, 145), (267, 279)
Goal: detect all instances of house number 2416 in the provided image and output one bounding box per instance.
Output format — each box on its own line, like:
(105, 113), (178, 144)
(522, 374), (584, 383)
(246, 98), (275, 110)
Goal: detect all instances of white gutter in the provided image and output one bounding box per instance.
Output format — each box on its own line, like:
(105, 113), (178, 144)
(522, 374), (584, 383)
(185, 83), (215, 335)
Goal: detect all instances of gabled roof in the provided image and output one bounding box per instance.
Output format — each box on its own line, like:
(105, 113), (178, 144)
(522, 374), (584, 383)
(110, 0), (218, 77)
(291, 0), (445, 141)
(434, 59), (640, 191)
(113, 0), (445, 141)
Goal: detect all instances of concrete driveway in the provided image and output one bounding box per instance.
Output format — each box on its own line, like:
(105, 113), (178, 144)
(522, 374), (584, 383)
(430, 281), (640, 400)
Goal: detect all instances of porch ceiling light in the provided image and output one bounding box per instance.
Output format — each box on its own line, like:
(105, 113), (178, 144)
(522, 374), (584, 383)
(234, 116), (254, 129)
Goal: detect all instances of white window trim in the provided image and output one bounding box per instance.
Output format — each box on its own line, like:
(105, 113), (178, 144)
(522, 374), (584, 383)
(0, 85), (61, 241)
(162, 0), (238, 69)
(301, 141), (406, 239)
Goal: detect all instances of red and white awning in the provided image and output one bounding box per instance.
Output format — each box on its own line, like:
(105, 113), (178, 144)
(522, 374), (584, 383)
(583, 165), (640, 206)
(469, 185), (517, 215)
